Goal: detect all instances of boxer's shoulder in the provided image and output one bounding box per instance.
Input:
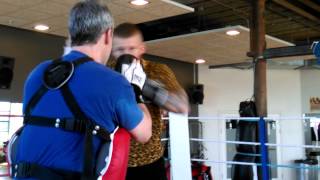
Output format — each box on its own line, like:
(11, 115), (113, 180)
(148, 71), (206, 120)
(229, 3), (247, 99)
(106, 58), (117, 68)
(142, 59), (169, 69)
(142, 59), (172, 78)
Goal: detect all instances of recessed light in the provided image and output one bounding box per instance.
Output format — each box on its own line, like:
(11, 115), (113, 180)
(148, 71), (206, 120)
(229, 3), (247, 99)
(130, 0), (149, 6)
(195, 59), (206, 64)
(226, 30), (240, 36)
(34, 24), (49, 31)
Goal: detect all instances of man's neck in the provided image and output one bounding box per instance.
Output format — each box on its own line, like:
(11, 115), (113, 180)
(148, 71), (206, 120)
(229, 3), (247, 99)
(72, 45), (104, 64)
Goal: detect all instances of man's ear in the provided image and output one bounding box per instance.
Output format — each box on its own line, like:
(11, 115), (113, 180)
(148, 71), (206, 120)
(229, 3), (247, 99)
(104, 29), (113, 45)
(141, 43), (146, 54)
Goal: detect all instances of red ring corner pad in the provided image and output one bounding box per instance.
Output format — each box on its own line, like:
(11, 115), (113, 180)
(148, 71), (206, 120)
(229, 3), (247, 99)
(101, 128), (131, 180)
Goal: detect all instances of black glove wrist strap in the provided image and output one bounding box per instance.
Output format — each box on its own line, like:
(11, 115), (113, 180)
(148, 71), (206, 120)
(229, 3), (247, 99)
(131, 84), (144, 104)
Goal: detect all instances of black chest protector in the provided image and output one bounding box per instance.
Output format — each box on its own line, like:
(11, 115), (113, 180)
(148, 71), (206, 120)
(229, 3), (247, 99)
(7, 57), (112, 180)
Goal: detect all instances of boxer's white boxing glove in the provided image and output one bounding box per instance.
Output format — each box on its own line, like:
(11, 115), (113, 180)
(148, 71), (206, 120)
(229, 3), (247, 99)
(122, 60), (146, 90)
(115, 54), (146, 103)
(115, 54), (171, 107)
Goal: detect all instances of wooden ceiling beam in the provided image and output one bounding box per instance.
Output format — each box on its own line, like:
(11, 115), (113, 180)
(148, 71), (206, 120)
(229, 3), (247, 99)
(267, 23), (304, 34)
(297, 0), (320, 13)
(266, 4), (320, 33)
(272, 27), (318, 36)
(205, 6), (251, 19)
(272, 0), (320, 23)
(281, 32), (320, 42)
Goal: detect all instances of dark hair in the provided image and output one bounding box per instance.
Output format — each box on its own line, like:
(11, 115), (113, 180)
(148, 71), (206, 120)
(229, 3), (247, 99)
(69, 0), (114, 46)
(114, 23), (143, 40)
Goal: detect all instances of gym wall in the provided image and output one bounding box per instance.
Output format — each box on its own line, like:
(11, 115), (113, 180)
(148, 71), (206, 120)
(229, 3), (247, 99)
(301, 70), (320, 114)
(0, 25), (65, 102)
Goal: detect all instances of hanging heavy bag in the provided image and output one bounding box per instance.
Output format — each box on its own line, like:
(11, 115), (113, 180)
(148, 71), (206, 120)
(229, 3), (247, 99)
(239, 101), (257, 117)
(236, 101), (258, 153)
(235, 121), (258, 153)
(232, 153), (256, 180)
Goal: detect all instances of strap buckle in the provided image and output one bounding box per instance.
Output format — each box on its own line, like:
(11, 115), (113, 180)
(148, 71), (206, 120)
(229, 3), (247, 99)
(64, 118), (87, 133)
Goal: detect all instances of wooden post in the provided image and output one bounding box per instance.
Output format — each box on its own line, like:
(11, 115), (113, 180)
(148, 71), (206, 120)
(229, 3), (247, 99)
(250, 1), (269, 180)
(250, 0), (267, 117)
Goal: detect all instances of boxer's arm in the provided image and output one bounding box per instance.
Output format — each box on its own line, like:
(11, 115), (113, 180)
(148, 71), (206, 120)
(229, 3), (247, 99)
(129, 103), (152, 143)
(154, 64), (189, 114)
(115, 78), (152, 144)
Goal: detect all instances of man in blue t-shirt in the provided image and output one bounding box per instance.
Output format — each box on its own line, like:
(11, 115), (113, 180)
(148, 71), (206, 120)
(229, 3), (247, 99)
(11, 1), (152, 179)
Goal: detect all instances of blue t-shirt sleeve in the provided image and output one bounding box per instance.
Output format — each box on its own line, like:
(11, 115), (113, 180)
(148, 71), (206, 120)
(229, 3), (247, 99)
(115, 82), (143, 131)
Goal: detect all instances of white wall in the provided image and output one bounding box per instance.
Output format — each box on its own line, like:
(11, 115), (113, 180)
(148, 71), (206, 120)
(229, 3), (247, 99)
(301, 70), (320, 114)
(198, 66), (304, 180)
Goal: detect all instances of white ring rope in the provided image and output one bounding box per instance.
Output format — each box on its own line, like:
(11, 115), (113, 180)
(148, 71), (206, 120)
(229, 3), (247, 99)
(190, 138), (260, 146)
(191, 159), (258, 166)
(162, 117), (261, 121)
(191, 159), (320, 170)
(191, 138), (320, 149)
(182, 138), (320, 149)
(189, 117), (260, 120)
(265, 143), (320, 149)
(162, 116), (313, 121)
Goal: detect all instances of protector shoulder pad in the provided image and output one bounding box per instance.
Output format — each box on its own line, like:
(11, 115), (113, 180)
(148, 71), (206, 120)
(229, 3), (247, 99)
(43, 61), (74, 90)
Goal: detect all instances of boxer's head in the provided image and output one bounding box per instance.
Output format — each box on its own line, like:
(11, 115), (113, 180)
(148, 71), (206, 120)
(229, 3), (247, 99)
(68, 0), (114, 64)
(112, 23), (145, 60)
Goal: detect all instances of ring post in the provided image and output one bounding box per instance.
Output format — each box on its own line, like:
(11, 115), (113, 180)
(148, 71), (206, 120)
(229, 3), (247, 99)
(259, 117), (270, 180)
(169, 112), (192, 180)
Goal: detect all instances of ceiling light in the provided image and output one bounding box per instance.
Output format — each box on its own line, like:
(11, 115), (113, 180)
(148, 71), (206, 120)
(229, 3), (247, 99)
(226, 30), (240, 36)
(34, 24), (49, 31)
(130, 0), (149, 6)
(195, 59), (206, 64)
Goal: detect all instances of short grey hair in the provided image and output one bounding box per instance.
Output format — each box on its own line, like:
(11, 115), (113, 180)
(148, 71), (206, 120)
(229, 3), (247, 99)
(69, 0), (114, 46)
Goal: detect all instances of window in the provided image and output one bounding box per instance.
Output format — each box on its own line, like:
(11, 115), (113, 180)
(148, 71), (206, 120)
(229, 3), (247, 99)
(0, 101), (23, 143)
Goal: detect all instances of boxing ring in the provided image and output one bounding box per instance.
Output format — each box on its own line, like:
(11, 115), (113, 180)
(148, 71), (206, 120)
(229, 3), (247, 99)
(1, 114), (320, 180)
(165, 114), (320, 180)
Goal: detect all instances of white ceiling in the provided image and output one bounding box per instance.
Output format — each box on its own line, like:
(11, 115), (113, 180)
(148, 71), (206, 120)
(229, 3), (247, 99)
(0, 0), (194, 37)
(146, 25), (315, 65)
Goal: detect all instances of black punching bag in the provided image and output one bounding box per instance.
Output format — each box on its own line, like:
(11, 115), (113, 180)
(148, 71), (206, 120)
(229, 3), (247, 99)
(232, 101), (258, 180)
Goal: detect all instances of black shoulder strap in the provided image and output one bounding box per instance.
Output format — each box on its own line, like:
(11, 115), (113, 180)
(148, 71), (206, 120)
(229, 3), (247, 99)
(60, 85), (95, 179)
(59, 59), (97, 179)
(73, 57), (93, 67)
(24, 57), (92, 116)
(25, 85), (48, 116)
